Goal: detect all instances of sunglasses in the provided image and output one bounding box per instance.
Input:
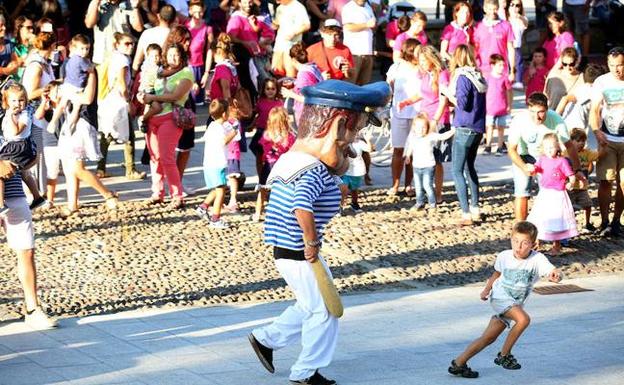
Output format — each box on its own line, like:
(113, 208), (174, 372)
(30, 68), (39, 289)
(123, 42), (134, 46)
(22, 25), (34, 30)
(561, 61), (575, 67)
(511, 3), (521, 7)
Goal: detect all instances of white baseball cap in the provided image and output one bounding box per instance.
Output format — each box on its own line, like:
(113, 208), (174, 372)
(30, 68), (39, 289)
(323, 19), (342, 29)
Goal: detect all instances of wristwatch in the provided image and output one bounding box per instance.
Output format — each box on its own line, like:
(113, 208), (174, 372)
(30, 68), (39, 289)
(305, 239), (321, 248)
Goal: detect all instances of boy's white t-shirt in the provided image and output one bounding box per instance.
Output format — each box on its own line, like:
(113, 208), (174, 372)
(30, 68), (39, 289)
(404, 132), (446, 169)
(386, 61), (421, 119)
(490, 250), (555, 303)
(346, 139), (369, 177)
(203, 121), (231, 169)
(2, 110), (32, 141)
(341, 1), (374, 55)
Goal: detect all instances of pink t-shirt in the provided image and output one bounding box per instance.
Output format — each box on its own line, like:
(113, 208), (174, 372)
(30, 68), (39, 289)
(226, 11), (260, 54)
(485, 73), (511, 116)
(226, 119), (241, 160)
(440, 22), (474, 55)
(535, 155), (573, 191)
(327, 0), (351, 23)
(418, 69), (450, 124)
(209, 62), (239, 100)
(186, 21), (213, 67)
(255, 98), (284, 130)
(524, 66), (549, 102)
(542, 32), (575, 70)
(385, 19), (400, 44)
(473, 19), (514, 74)
(393, 31), (428, 53)
(259, 132), (296, 164)
(293, 63), (323, 124)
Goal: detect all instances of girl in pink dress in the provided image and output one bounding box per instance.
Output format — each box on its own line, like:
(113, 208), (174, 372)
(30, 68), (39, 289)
(541, 11), (575, 70)
(252, 106), (296, 221)
(527, 133), (578, 255)
(250, 78), (284, 177)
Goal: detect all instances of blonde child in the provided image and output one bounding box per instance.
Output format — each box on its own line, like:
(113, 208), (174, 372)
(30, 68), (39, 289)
(526, 133), (578, 255)
(484, 54), (512, 156)
(0, 83), (48, 214)
(449, 221), (562, 378)
(137, 44), (164, 132)
(567, 128), (603, 233)
(252, 106), (295, 222)
(196, 99), (238, 229)
(403, 113), (455, 210)
(340, 135), (370, 214)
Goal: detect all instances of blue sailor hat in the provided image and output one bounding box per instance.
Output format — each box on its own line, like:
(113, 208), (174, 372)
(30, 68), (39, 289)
(301, 80), (391, 112)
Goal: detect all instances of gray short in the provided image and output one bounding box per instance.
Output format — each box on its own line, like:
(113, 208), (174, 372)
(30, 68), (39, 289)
(490, 297), (522, 328)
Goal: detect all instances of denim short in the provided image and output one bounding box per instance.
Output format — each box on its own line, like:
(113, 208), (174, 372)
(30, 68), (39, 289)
(204, 167), (227, 189)
(512, 154), (538, 197)
(486, 114), (511, 128)
(341, 175), (363, 191)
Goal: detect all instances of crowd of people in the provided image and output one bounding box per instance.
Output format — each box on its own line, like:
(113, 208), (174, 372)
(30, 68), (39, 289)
(0, 0), (622, 372)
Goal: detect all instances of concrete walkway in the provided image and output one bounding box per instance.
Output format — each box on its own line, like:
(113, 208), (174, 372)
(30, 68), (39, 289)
(1, 274), (622, 385)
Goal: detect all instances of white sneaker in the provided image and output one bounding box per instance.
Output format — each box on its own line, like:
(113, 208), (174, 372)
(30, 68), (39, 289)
(209, 218), (229, 229)
(470, 207), (481, 222)
(25, 306), (58, 330)
(512, 82), (524, 90)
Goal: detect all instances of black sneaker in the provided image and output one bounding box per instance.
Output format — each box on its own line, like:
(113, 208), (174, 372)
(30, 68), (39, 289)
(495, 147), (505, 157)
(448, 359), (479, 378)
(350, 202), (363, 214)
(290, 371), (336, 385)
(600, 221), (622, 237)
(248, 333), (274, 373)
(494, 352), (521, 370)
(585, 223), (597, 232)
(483, 146), (491, 155)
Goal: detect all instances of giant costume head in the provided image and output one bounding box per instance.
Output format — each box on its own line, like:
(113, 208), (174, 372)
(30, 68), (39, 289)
(293, 80), (391, 175)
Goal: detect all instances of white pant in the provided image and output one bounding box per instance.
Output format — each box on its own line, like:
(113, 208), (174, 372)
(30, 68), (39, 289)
(252, 257), (339, 381)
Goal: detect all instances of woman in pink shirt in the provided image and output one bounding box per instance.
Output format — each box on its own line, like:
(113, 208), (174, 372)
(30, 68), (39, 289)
(542, 11), (575, 70)
(416, 45), (451, 204)
(392, 11), (428, 63)
(185, 1), (214, 106)
(440, 1), (474, 63)
(226, 0), (261, 99)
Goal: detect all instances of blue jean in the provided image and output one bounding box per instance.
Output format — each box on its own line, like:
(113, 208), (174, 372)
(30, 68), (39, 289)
(452, 127), (483, 213)
(413, 167), (435, 206)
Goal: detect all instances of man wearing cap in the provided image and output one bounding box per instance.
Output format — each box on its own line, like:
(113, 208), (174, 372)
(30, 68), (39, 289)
(248, 80), (390, 385)
(306, 19), (353, 81)
(341, 0), (376, 85)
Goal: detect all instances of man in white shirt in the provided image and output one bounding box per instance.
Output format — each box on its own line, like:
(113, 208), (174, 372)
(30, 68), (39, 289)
(132, 4), (176, 73)
(341, 0), (375, 85)
(272, 0), (310, 77)
(590, 47), (624, 237)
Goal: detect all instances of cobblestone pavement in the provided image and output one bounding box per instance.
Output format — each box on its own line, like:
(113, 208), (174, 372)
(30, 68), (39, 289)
(2, 183), (623, 323)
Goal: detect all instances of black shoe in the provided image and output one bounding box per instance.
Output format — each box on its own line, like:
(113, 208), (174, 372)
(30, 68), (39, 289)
(494, 352), (521, 370)
(483, 146), (491, 155)
(248, 333), (274, 373)
(448, 359), (479, 378)
(600, 221), (622, 237)
(584, 223), (597, 232)
(350, 202), (363, 213)
(29, 196), (48, 210)
(290, 371), (336, 385)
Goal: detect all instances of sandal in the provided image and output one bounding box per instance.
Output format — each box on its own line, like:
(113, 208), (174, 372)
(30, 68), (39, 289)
(448, 360), (479, 378)
(404, 187), (416, 198)
(167, 198), (184, 210)
(144, 196), (164, 206)
(60, 206), (79, 219)
(386, 188), (399, 196)
(494, 352), (521, 370)
(95, 170), (112, 179)
(104, 192), (119, 210)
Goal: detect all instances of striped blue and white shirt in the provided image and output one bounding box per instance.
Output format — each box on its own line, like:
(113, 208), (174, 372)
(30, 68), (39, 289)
(264, 155), (341, 251)
(4, 173), (25, 199)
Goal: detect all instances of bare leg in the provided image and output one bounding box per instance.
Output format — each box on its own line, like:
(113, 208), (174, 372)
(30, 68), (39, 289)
(484, 125), (494, 147)
(550, 240), (562, 255)
(499, 306), (531, 356)
(227, 176), (239, 207)
(73, 160), (113, 198)
(213, 186), (226, 218)
(404, 162), (413, 190)
(21, 173), (42, 200)
(351, 190), (359, 206)
(390, 148), (404, 193)
(455, 317), (507, 366)
(434, 162), (444, 203)
(614, 180), (624, 223)
(46, 178), (57, 202)
(584, 207), (591, 227)
(362, 151), (372, 184)
(16, 248), (38, 311)
(202, 190), (216, 206)
(515, 197), (528, 221)
(598, 180), (612, 225)
(176, 151), (191, 182)
(497, 126), (505, 150)
(0, 179), (4, 208)
(255, 189), (267, 217)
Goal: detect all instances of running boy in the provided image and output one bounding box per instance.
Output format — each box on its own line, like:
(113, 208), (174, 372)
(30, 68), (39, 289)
(196, 99), (238, 229)
(448, 221), (562, 378)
